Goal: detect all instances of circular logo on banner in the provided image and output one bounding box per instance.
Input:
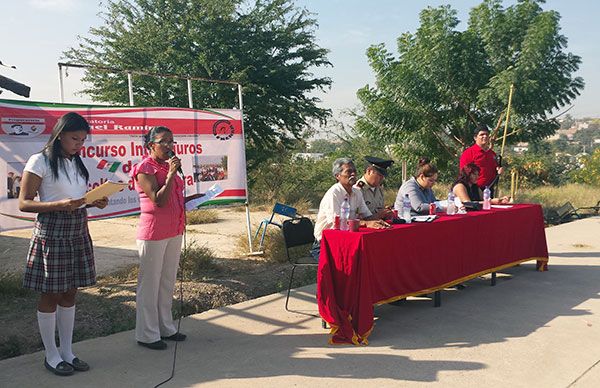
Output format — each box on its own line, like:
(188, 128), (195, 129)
(212, 120), (235, 141)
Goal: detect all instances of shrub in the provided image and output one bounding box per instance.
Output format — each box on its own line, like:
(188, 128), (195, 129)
(235, 228), (287, 263)
(571, 149), (600, 186)
(186, 209), (219, 225)
(180, 241), (220, 279)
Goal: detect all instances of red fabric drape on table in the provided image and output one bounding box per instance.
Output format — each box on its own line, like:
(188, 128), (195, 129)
(317, 204), (549, 345)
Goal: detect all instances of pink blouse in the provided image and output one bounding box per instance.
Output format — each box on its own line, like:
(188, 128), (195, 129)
(131, 155), (185, 241)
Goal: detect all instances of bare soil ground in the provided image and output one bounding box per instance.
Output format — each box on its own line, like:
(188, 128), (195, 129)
(0, 208), (316, 360)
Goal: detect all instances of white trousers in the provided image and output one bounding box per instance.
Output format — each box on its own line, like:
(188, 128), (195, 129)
(135, 235), (182, 343)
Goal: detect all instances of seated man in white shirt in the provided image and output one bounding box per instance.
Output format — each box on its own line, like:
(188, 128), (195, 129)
(311, 158), (390, 261)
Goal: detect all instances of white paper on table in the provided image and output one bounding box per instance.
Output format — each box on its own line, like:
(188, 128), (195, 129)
(491, 205), (513, 209)
(411, 215), (438, 222)
(84, 181), (128, 204)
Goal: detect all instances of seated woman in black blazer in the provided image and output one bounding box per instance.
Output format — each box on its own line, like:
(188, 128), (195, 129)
(452, 163), (509, 205)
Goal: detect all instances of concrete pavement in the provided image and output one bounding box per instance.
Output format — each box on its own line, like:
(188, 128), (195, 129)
(2, 217), (600, 387)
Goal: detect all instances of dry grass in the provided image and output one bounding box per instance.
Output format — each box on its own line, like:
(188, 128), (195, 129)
(0, 273), (33, 298)
(98, 264), (139, 283)
(291, 198), (312, 215)
(180, 240), (220, 279)
(517, 183), (600, 210)
(235, 228), (288, 263)
(186, 209), (219, 225)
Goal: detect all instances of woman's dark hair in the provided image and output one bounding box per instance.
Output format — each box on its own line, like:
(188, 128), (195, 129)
(414, 157), (438, 177)
(143, 126), (172, 150)
(43, 112), (90, 182)
(455, 163), (480, 186)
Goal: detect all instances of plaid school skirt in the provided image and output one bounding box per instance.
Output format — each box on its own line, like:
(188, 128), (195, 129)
(23, 208), (96, 293)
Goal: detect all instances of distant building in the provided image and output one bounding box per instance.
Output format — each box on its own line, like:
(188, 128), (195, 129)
(576, 121), (590, 131)
(292, 152), (324, 161)
(513, 142), (529, 153)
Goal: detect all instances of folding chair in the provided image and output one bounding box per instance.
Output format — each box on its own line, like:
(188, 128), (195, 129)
(254, 202), (297, 251)
(544, 202), (581, 225)
(281, 217), (318, 311)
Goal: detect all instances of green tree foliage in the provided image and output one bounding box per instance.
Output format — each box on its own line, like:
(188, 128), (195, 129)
(506, 140), (577, 187)
(355, 0), (583, 173)
(64, 0), (331, 168)
(572, 126), (600, 152)
(571, 148), (600, 186)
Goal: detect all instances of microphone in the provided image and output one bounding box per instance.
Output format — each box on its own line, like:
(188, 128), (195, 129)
(167, 150), (184, 175)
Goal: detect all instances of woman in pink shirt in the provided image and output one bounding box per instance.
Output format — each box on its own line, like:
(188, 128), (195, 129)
(131, 126), (188, 350)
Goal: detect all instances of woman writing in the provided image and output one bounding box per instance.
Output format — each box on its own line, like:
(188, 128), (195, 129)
(452, 163), (509, 205)
(394, 158), (439, 214)
(19, 112), (108, 376)
(131, 126), (196, 350)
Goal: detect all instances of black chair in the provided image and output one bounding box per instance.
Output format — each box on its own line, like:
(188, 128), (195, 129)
(281, 217), (318, 311)
(544, 202), (581, 225)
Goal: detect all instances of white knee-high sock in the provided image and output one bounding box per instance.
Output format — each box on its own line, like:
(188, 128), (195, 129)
(37, 311), (63, 368)
(56, 305), (76, 363)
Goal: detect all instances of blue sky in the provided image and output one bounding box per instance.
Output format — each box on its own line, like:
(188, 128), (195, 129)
(1, 0), (598, 123)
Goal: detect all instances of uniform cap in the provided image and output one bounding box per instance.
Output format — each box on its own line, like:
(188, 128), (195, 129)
(365, 156), (394, 177)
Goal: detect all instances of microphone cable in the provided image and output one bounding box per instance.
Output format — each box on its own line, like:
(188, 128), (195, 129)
(154, 166), (187, 388)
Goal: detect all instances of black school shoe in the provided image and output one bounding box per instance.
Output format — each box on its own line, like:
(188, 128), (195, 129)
(66, 357), (90, 372)
(137, 340), (167, 350)
(161, 332), (187, 341)
(44, 359), (74, 376)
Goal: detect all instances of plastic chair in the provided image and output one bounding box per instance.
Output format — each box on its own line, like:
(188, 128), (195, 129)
(281, 217), (318, 311)
(254, 202), (297, 251)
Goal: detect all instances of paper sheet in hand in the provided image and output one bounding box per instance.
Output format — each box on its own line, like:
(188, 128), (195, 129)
(84, 181), (128, 204)
(185, 184), (224, 211)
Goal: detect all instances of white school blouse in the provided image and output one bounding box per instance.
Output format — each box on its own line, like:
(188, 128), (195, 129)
(24, 153), (87, 202)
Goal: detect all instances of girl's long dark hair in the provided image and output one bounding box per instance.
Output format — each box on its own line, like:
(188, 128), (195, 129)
(43, 112), (90, 182)
(454, 163), (480, 186)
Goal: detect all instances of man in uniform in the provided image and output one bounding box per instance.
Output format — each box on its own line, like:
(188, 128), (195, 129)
(355, 156), (394, 219)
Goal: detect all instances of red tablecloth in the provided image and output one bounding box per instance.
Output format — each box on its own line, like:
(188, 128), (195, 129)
(316, 204), (549, 345)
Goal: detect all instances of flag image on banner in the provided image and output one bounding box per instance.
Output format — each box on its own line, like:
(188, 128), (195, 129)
(97, 159), (122, 173)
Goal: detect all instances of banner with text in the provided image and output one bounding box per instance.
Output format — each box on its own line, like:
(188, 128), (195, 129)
(0, 99), (247, 232)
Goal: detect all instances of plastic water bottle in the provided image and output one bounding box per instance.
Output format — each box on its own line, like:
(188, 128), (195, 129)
(340, 197), (350, 231)
(483, 186), (491, 210)
(446, 192), (456, 215)
(402, 194), (412, 224)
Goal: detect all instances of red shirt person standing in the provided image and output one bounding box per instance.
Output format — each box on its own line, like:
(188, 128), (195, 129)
(459, 125), (504, 195)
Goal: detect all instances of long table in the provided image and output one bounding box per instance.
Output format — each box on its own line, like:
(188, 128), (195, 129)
(316, 204), (549, 345)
